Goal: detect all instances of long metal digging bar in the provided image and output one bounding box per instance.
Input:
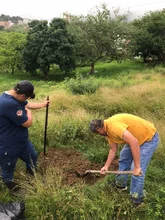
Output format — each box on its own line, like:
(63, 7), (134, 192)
(44, 96), (49, 157)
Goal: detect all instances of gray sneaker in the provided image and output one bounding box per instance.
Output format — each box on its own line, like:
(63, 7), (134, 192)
(130, 197), (144, 207)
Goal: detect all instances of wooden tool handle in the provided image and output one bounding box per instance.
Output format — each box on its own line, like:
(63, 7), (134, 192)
(85, 170), (133, 175)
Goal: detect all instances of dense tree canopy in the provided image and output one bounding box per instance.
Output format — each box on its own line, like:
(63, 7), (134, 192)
(0, 14), (23, 23)
(0, 32), (26, 73)
(0, 7), (165, 78)
(68, 4), (130, 74)
(23, 18), (76, 79)
(130, 9), (165, 63)
(23, 20), (48, 75)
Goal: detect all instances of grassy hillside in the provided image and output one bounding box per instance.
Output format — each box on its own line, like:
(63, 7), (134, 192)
(0, 61), (165, 219)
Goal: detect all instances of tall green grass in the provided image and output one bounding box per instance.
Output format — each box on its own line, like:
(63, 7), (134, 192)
(0, 61), (165, 219)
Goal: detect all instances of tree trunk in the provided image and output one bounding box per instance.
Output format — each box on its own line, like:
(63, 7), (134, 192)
(88, 62), (95, 75)
(163, 55), (165, 64)
(42, 69), (49, 80)
(43, 71), (49, 80)
(41, 65), (50, 80)
(11, 67), (14, 74)
(158, 54), (165, 64)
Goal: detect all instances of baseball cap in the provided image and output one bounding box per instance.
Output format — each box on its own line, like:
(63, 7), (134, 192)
(14, 80), (35, 99)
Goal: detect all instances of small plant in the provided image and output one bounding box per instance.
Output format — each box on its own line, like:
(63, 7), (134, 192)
(64, 73), (100, 94)
(154, 65), (165, 75)
(145, 187), (165, 219)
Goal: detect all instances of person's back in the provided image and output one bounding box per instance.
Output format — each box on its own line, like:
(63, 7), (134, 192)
(0, 92), (28, 152)
(104, 113), (156, 145)
(0, 81), (39, 193)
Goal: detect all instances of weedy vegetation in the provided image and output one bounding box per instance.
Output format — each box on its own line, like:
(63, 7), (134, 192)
(0, 61), (165, 219)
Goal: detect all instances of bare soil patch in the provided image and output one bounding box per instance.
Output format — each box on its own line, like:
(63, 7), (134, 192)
(38, 148), (118, 185)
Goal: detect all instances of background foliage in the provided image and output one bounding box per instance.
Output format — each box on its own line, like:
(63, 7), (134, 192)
(0, 6), (164, 80)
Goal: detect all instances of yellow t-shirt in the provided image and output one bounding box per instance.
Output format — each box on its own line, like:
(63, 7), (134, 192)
(104, 113), (157, 146)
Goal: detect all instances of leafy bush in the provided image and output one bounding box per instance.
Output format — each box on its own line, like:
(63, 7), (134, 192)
(145, 187), (165, 219)
(154, 65), (165, 75)
(64, 73), (100, 94)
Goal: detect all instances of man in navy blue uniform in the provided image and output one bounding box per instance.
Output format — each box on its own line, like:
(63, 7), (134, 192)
(0, 80), (49, 192)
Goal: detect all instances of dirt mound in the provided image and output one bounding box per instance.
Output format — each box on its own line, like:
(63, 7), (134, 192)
(38, 148), (118, 185)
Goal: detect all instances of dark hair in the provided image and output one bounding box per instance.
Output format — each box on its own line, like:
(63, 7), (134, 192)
(14, 80), (35, 99)
(89, 119), (104, 132)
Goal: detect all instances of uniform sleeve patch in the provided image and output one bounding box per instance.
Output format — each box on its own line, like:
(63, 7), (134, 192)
(16, 110), (23, 116)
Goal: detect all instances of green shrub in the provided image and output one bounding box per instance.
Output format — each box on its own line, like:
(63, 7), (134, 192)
(154, 65), (165, 75)
(145, 187), (165, 219)
(64, 73), (100, 95)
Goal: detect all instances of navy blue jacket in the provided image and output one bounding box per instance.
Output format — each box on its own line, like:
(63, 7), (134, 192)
(0, 92), (29, 155)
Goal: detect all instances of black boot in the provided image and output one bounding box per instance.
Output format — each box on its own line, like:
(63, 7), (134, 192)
(26, 168), (35, 176)
(4, 181), (20, 193)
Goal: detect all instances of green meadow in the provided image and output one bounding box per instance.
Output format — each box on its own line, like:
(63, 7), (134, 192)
(0, 60), (165, 219)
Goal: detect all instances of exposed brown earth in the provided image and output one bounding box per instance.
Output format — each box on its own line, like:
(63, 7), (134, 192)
(38, 148), (119, 185)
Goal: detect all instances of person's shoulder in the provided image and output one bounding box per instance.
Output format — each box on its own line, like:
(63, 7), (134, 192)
(0, 92), (8, 102)
(0, 93), (18, 105)
(105, 116), (114, 124)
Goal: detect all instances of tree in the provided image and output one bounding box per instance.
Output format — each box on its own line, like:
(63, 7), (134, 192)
(130, 9), (165, 63)
(68, 4), (129, 74)
(23, 18), (76, 79)
(39, 18), (76, 76)
(0, 14), (23, 23)
(0, 32), (26, 74)
(23, 20), (48, 75)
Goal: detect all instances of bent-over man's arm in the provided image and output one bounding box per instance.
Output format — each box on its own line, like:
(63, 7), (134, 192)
(100, 142), (118, 174)
(122, 130), (141, 176)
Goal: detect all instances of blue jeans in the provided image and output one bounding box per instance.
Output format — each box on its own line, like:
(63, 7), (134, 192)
(116, 132), (159, 203)
(0, 140), (38, 182)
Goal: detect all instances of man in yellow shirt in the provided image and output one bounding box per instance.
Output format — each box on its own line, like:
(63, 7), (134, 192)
(89, 113), (159, 206)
